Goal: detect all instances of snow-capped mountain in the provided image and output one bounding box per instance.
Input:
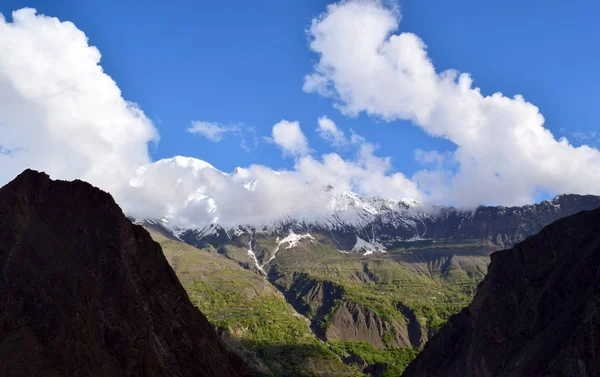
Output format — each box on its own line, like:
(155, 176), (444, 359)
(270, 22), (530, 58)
(134, 157), (600, 260)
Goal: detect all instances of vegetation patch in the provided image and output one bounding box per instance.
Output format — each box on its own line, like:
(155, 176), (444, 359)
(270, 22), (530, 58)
(330, 341), (420, 377)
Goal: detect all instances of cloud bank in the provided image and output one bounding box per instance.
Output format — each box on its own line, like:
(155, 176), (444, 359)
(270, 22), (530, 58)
(304, 0), (600, 206)
(129, 119), (422, 227)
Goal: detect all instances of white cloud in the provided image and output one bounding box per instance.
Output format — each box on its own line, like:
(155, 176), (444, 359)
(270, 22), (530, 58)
(187, 121), (257, 151)
(414, 149), (451, 167)
(129, 146), (422, 228)
(0, 8), (157, 202)
(304, 0), (600, 206)
(570, 131), (599, 145)
(128, 117), (421, 227)
(317, 115), (348, 146)
(188, 121), (231, 142)
(271, 120), (311, 157)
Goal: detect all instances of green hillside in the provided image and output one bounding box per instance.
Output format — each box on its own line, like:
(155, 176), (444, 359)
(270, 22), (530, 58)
(149, 226), (494, 376)
(147, 228), (361, 377)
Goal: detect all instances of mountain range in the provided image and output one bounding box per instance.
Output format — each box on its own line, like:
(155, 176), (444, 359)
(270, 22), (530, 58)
(3, 168), (600, 376)
(133, 157), (600, 376)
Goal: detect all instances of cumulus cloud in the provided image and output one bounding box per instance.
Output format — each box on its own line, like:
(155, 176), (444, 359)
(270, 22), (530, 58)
(128, 115), (421, 227)
(317, 115), (348, 146)
(271, 120), (311, 157)
(129, 157), (334, 227)
(129, 147), (422, 228)
(0, 8), (157, 201)
(304, 0), (600, 206)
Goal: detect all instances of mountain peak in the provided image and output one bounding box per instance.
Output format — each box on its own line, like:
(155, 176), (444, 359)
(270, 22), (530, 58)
(4, 168), (118, 210)
(161, 155), (218, 171)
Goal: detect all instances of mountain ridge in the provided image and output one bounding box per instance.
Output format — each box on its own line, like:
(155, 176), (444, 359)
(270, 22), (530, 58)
(402, 205), (600, 377)
(0, 169), (250, 377)
(140, 192), (600, 259)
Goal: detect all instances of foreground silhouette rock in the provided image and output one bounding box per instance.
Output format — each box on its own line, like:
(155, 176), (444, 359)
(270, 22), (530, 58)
(403, 206), (600, 377)
(0, 170), (251, 377)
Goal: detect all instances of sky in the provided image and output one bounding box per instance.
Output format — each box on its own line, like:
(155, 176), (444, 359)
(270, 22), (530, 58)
(1, 0), (600, 227)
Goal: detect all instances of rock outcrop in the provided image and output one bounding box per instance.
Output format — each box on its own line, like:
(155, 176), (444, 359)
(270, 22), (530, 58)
(325, 301), (412, 348)
(402, 206), (600, 377)
(270, 269), (425, 349)
(0, 170), (251, 377)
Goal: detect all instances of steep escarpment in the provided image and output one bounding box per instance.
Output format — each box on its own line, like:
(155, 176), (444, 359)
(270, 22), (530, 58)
(325, 301), (412, 348)
(0, 170), (250, 377)
(268, 260), (441, 352)
(268, 269), (345, 336)
(403, 207), (600, 377)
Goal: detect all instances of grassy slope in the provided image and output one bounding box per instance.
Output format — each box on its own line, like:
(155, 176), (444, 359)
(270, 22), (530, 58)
(147, 228), (360, 377)
(330, 342), (420, 377)
(150, 228), (487, 376)
(259, 236), (489, 375)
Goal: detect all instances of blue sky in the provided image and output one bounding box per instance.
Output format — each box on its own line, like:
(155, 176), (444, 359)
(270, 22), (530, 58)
(3, 0), (598, 177)
(1, 0), (600, 226)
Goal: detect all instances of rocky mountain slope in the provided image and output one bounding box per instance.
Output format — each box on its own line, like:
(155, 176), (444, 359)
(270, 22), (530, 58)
(402, 206), (600, 377)
(0, 170), (250, 377)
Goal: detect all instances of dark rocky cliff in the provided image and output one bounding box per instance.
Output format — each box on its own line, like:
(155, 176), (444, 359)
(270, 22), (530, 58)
(402, 206), (600, 377)
(0, 170), (251, 377)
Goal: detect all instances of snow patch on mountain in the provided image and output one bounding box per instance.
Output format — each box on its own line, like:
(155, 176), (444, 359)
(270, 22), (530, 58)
(243, 180), (257, 191)
(163, 156), (218, 172)
(400, 197), (422, 208)
(248, 234), (266, 275)
(262, 231), (315, 268)
(352, 236), (386, 256)
(280, 231), (315, 249)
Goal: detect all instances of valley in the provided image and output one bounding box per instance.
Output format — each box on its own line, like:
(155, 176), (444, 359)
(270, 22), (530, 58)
(141, 192), (600, 376)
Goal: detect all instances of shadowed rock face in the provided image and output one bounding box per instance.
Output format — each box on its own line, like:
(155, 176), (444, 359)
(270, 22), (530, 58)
(0, 170), (251, 377)
(402, 206), (600, 377)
